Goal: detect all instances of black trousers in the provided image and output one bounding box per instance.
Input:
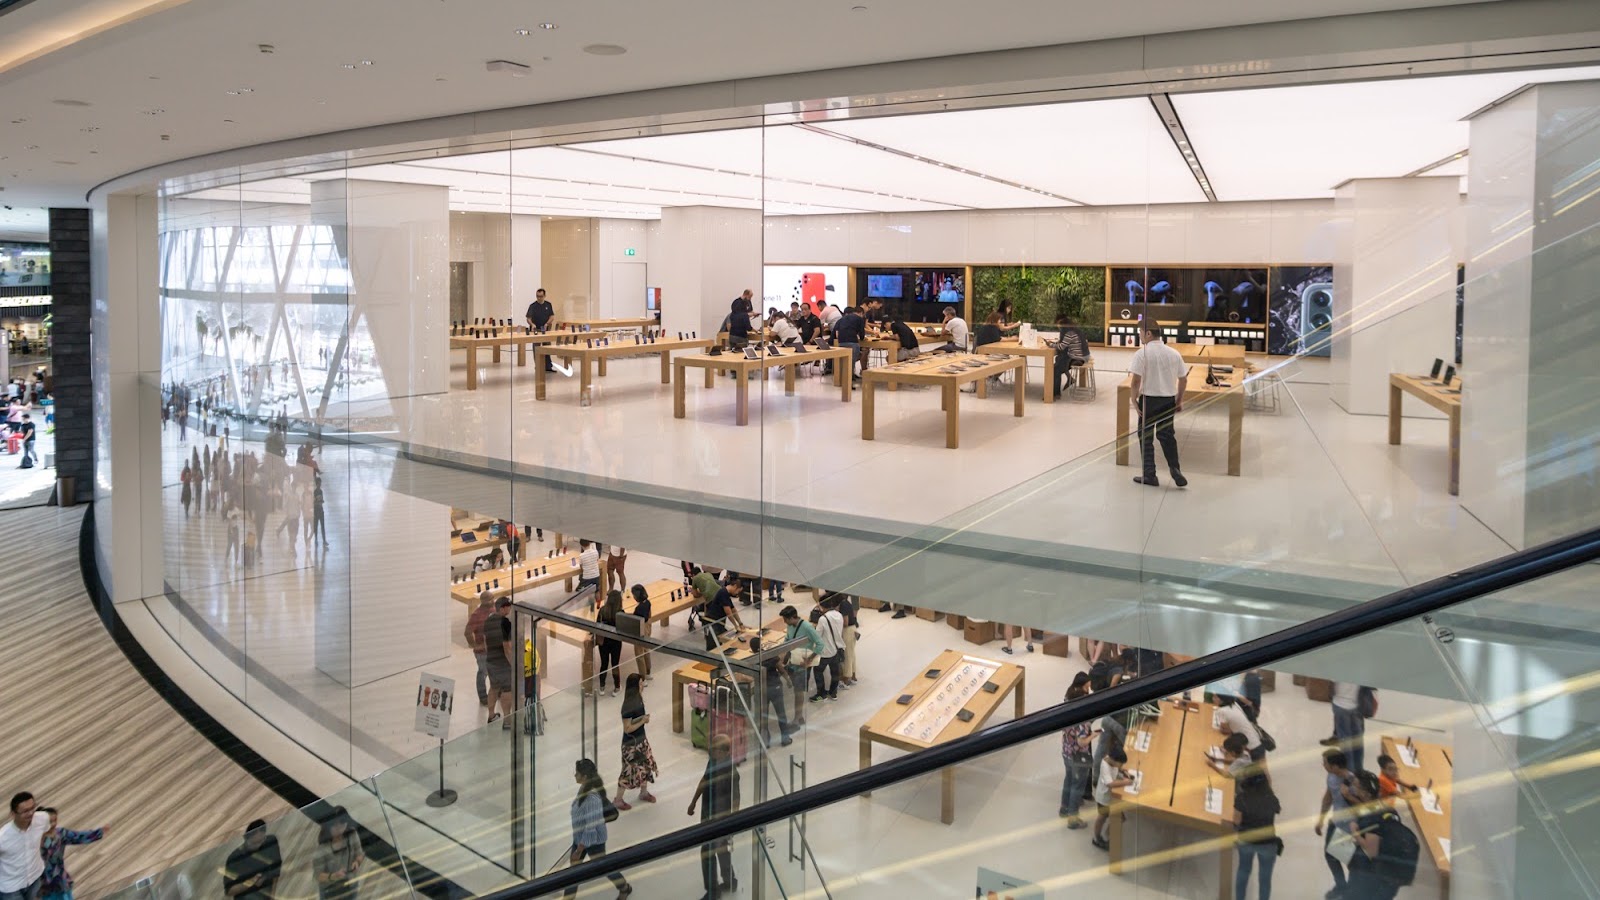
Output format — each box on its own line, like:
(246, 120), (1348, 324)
(813, 653), (841, 698)
(597, 640), (623, 690)
(1137, 395), (1181, 479)
(700, 838), (733, 896)
(761, 672), (792, 739)
(1052, 357), (1084, 399)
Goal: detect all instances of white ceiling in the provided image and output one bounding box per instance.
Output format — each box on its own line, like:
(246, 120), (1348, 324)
(166, 65), (1600, 220)
(0, 0), (1502, 234)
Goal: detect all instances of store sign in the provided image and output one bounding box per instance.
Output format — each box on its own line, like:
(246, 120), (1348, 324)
(624, 248), (636, 256)
(414, 672), (455, 739)
(0, 295), (51, 308)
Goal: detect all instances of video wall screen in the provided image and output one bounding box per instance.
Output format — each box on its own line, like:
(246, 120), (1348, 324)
(1108, 267), (1267, 327)
(854, 267), (964, 322)
(763, 265), (847, 315)
(1266, 265), (1333, 357)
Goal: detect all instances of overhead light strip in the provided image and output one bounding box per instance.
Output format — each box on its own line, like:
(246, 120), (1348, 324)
(1149, 94), (1216, 202)
(795, 123), (1085, 206)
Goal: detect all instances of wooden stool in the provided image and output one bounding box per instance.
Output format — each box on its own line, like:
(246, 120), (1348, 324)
(963, 617), (996, 645)
(1042, 633), (1073, 658)
(946, 613), (966, 630)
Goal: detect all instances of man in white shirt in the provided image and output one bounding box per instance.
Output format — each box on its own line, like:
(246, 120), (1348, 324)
(939, 306), (969, 352)
(1127, 320), (1188, 488)
(0, 792), (48, 900)
(809, 599), (846, 703)
(819, 304), (842, 334)
(576, 539), (601, 603)
(1325, 681), (1367, 774)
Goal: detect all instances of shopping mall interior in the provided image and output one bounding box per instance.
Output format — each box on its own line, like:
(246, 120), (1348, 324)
(1, 1), (1598, 899)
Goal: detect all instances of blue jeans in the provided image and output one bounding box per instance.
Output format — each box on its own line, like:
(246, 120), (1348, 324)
(1333, 705), (1365, 774)
(0, 878), (42, 900)
(1236, 841), (1277, 900)
(838, 342), (862, 375)
(1060, 756), (1092, 815)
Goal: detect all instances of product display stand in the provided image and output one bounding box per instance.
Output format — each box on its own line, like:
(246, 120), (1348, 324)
(425, 739), (457, 807)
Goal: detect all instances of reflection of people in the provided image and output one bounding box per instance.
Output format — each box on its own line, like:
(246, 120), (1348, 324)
(224, 820), (281, 900)
(688, 735), (741, 899)
(313, 809), (363, 900)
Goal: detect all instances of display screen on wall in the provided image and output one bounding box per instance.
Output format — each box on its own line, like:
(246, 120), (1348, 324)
(1267, 265), (1333, 357)
(645, 286), (661, 311)
(0, 242), (49, 288)
(970, 266), (1106, 342)
(866, 274), (903, 298)
(763, 265), (847, 314)
(1108, 267), (1266, 328)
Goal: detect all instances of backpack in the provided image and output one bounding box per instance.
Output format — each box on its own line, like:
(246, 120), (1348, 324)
(1375, 812), (1420, 886)
(1357, 686), (1379, 718)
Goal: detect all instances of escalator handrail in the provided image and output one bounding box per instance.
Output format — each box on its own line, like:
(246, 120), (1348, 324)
(499, 523), (1600, 899)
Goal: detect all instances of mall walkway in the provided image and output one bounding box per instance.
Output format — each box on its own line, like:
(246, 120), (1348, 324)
(0, 506), (288, 897)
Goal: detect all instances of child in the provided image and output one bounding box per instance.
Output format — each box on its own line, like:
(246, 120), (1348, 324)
(1091, 745), (1134, 850)
(1377, 754), (1417, 805)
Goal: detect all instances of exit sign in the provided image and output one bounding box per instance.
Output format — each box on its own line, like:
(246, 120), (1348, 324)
(624, 248), (636, 256)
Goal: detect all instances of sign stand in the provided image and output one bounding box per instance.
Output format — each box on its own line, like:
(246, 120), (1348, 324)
(426, 740), (458, 808)
(415, 672), (457, 807)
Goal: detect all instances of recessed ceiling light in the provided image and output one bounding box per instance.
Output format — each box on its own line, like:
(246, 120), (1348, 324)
(341, 63), (356, 69)
(583, 43), (627, 56)
(52, 99), (92, 107)
(852, 4), (868, 10)
(514, 28), (531, 36)
(538, 22), (557, 29)
(53, 160), (77, 166)
(359, 59), (374, 66)
(140, 108), (165, 115)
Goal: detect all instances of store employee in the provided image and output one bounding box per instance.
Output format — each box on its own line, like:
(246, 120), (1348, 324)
(1128, 320), (1187, 488)
(525, 288), (554, 331)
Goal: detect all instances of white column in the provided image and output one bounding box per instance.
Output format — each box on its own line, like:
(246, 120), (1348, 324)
(657, 206), (762, 338)
(540, 218), (593, 319)
(1330, 177), (1462, 416)
(1463, 79), (1600, 549)
(511, 214), (543, 316)
(91, 190), (164, 602)
(313, 179), (450, 399)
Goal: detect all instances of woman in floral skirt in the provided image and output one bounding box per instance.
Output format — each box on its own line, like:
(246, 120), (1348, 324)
(613, 673), (658, 810)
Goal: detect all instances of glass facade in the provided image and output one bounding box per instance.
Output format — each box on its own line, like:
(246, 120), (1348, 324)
(85, 64), (1600, 900)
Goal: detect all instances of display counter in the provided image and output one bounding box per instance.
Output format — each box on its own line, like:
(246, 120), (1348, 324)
(1381, 735), (1453, 898)
(860, 354), (1025, 449)
(1388, 373), (1462, 495)
(673, 347), (853, 426)
(533, 337), (712, 403)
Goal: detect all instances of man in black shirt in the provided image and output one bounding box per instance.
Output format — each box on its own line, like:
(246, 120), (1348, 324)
(700, 579), (746, 650)
(223, 820), (282, 899)
(725, 297), (752, 348)
(525, 288), (556, 370)
(795, 308), (821, 345)
(832, 307), (866, 380)
(887, 318), (920, 361)
(17, 414), (35, 468)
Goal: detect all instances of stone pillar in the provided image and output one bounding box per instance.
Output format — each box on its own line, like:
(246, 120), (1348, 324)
(48, 208), (92, 501)
(656, 206), (762, 338)
(1462, 79), (1600, 549)
(1329, 177), (1462, 416)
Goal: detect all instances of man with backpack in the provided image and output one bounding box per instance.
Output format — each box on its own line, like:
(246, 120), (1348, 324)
(1343, 770), (1421, 899)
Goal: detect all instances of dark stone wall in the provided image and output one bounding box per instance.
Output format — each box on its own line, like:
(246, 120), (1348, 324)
(48, 207), (91, 499)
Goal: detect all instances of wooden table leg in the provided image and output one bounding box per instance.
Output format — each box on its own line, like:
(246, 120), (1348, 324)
(1014, 363), (1026, 418)
(581, 637), (596, 695)
(534, 354), (547, 400)
(517, 341), (526, 367)
(466, 345), (479, 391)
(784, 363), (796, 395)
(492, 344), (502, 364)
(1041, 356), (1054, 403)
(945, 382), (960, 449)
(1116, 383), (1131, 466)
(660, 352), (671, 384)
(597, 355), (608, 378)
(941, 767), (956, 825)
(735, 368), (750, 426)
(705, 366), (715, 389)
(1388, 381), (1403, 445)
(859, 731), (873, 797)
(1014, 679), (1026, 718)
(1228, 393), (1243, 476)
(673, 361), (687, 419)
(862, 379), (876, 441)
(840, 360), (853, 403)
(976, 377), (988, 399)
(672, 674), (686, 732)
(834, 354), (845, 390)
(580, 357), (593, 399)
(1448, 408), (1461, 496)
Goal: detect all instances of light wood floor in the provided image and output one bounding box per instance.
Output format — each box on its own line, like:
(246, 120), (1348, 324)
(0, 506), (290, 898)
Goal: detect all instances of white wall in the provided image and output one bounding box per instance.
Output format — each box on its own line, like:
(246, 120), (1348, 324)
(540, 218), (592, 319)
(590, 219), (651, 318)
(658, 206), (762, 338)
(762, 199), (1340, 265)
(510, 214), (542, 319)
(1329, 178), (1462, 417)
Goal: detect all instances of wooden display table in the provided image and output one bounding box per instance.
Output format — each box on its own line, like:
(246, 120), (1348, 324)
(972, 338), (1102, 404)
(559, 317), (658, 332)
(450, 331), (565, 390)
(451, 524), (513, 556)
(1116, 365), (1245, 475)
(450, 548), (581, 605)
(858, 649), (1026, 824)
(667, 618), (787, 733)
(533, 337), (712, 403)
(716, 327), (774, 347)
(1168, 343), (1249, 367)
(1110, 700), (1236, 900)
(673, 347), (854, 426)
(864, 326), (950, 363)
(537, 578), (702, 694)
(1388, 373), (1462, 496)
(860, 354), (1026, 449)
(1381, 735), (1452, 898)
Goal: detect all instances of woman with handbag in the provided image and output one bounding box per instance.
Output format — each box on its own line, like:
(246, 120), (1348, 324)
(613, 674), (659, 810)
(1234, 768), (1282, 900)
(564, 759), (632, 899)
(779, 606), (823, 727)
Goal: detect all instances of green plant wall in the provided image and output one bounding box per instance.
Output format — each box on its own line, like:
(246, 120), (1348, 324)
(971, 266), (1106, 341)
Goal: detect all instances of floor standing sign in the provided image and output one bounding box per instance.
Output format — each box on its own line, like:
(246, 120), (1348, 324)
(416, 672), (458, 806)
(975, 868), (1042, 900)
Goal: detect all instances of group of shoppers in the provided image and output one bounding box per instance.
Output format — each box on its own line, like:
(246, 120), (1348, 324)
(0, 792), (105, 900)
